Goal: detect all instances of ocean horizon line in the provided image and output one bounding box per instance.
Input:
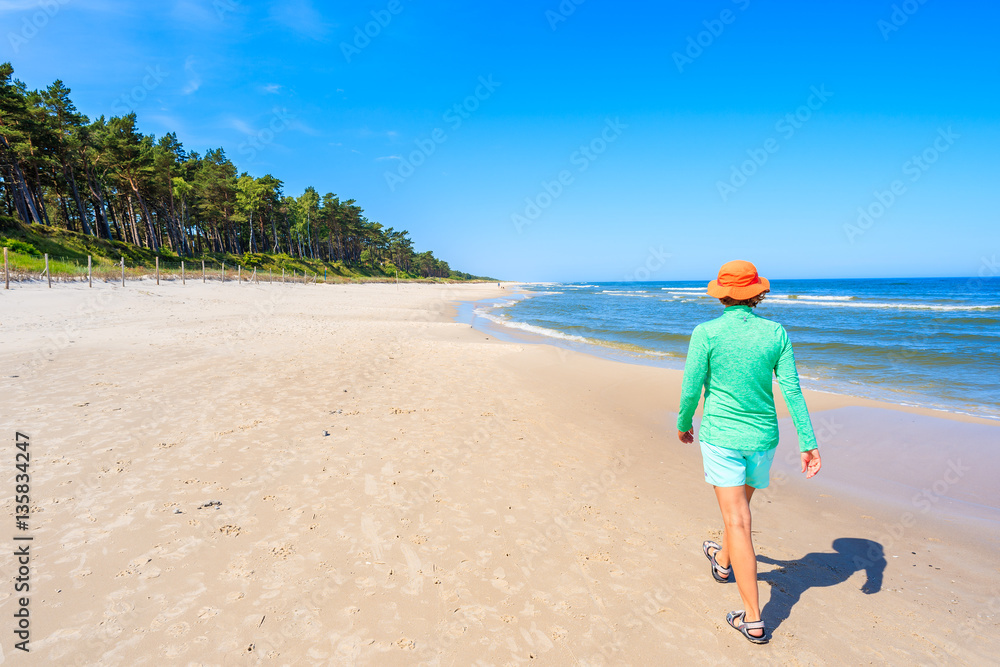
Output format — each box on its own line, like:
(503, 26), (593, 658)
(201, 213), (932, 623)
(512, 274), (1000, 284)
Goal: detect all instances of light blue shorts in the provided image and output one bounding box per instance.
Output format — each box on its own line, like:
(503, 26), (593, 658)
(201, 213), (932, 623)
(699, 440), (776, 489)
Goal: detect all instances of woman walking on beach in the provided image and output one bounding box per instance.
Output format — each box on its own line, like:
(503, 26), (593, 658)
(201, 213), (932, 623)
(676, 260), (822, 644)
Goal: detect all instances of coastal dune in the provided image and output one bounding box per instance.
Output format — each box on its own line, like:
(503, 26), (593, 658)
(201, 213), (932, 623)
(1, 281), (997, 664)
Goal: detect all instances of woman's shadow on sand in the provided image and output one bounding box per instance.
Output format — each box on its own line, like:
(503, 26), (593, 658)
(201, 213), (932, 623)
(758, 537), (886, 630)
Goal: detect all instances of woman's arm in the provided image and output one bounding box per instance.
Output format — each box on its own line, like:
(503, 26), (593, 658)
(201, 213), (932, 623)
(775, 327), (821, 475)
(677, 325), (709, 440)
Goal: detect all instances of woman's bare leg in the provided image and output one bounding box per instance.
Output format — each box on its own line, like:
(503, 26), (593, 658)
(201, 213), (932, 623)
(713, 484), (763, 636)
(716, 484), (754, 569)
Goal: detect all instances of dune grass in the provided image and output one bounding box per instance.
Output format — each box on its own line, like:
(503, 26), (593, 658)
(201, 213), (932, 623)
(0, 219), (489, 284)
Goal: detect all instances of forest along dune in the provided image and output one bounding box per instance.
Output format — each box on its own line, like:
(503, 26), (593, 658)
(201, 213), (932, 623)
(1, 281), (997, 665)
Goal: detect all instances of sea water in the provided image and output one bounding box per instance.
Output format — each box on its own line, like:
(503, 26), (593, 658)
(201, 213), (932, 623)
(470, 277), (1000, 420)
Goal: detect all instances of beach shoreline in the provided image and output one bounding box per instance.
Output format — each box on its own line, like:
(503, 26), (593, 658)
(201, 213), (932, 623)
(472, 278), (1000, 423)
(1, 280), (997, 664)
(463, 288), (1000, 427)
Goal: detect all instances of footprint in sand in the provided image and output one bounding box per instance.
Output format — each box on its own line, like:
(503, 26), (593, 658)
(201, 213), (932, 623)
(140, 565), (162, 579)
(400, 545), (424, 595)
(196, 607), (220, 621)
(162, 643), (188, 658)
(361, 517), (386, 560)
(271, 544), (294, 559)
(166, 621), (190, 637)
(104, 600), (134, 617)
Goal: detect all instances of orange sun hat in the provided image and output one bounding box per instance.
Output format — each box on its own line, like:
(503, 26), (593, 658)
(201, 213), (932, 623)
(706, 260), (770, 300)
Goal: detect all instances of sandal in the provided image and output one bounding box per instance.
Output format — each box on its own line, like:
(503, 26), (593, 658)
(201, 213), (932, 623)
(702, 540), (731, 583)
(726, 610), (768, 644)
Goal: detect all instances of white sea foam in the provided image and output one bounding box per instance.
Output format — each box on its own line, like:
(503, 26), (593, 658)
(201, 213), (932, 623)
(661, 287), (706, 291)
(771, 294), (854, 301)
(474, 308), (684, 359)
(490, 299), (519, 308)
(473, 309), (589, 342)
(766, 299), (1000, 312)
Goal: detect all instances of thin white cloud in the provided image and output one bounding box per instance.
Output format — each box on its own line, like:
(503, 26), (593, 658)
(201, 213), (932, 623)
(269, 0), (333, 41)
(170, 0), (214, 24)
(181, 56), (201, 95)
(375, 155), (402, 161)
(261, 83), (282, 94)
(287, 119), (320, 136)
(226, 117), (255, 135)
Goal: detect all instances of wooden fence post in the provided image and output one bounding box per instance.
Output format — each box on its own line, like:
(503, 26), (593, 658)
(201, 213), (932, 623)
(45, 253), (51, 288)
(155, 256), (160, 285)
(121, 257), (125, 287)
(282, 268), (285, 284)
(3, 247), (8, 290)
(88, 255), (92, 288)
(222, 262), (225, 283)
(238, 265), (242, 284)
(270, 268), (273, 284)
(202, 259), (206, 283)
(252, 267), (257, 284)
(182, 260), (185, 285)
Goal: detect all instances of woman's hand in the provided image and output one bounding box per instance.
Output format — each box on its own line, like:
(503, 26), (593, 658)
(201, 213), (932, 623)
(801, 448), (821, 478)
(678, 429), (694, 444)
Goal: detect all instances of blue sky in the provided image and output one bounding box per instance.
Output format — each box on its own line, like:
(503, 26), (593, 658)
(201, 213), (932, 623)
(4, 0), (998, 281)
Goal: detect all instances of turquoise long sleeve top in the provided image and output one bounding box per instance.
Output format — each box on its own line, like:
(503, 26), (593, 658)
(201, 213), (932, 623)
(677, 305), (818, 452)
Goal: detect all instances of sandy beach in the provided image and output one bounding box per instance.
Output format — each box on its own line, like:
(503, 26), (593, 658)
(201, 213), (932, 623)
(1, 280), (998, 665)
